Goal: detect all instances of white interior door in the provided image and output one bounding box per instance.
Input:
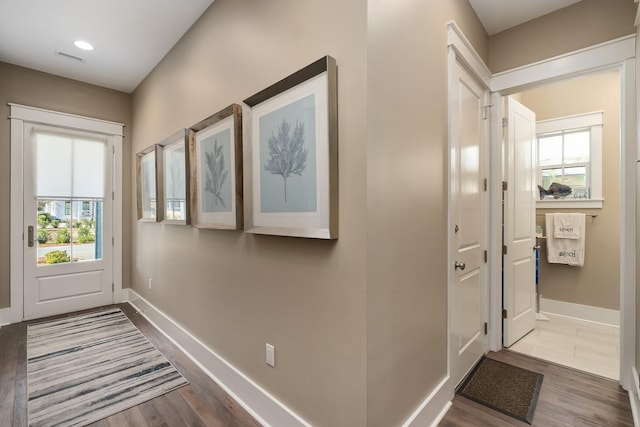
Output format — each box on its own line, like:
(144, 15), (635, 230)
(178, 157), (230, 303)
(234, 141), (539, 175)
(503, 97), (537, 347)
(449, 58), (488, 386)
(23, 123), (114, 319)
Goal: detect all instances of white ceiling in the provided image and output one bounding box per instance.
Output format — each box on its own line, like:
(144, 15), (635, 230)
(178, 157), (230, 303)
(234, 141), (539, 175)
(0, 0), (582, 93)
(468, 0), (583, 35)
(0, 0), (214, 93)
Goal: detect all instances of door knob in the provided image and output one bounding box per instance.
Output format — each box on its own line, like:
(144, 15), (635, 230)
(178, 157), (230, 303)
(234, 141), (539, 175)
(454, 261), (466, 271)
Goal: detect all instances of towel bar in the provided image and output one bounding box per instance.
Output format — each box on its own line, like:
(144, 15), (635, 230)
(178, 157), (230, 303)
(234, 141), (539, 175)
(536, 213), (597, 218)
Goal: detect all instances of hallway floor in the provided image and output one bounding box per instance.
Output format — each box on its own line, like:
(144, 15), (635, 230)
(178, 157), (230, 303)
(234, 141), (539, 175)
(0, 303), (260, 427)
(440, 350), (633, 426)
(508, 312), (619, 380)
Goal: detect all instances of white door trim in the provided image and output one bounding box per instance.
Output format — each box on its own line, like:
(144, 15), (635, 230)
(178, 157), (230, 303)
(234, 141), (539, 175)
(491, 35), (635, 93)
(487, 37), (636, 392)
(9, 104), (124, 323)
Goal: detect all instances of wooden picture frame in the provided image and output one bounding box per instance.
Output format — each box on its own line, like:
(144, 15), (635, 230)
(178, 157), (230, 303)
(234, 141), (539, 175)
(157, 129), (191, 225)
(189, 104), (243, 230)
(136, 144), (160, 222)
(243, 55), (338, 239)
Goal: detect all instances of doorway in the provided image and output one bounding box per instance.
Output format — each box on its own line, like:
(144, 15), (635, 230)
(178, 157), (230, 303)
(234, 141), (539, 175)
(488, 35), (636, 390)
(9, 104), (124, 322)
(503, 69), (622, 380)
(447, 24), (635, 392)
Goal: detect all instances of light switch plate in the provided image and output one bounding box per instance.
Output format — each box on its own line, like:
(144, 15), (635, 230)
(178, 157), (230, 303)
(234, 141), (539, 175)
(266, 343), (275, 368)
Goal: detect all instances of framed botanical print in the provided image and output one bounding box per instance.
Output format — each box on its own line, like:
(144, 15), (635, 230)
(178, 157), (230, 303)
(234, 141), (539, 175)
(158, 129), (191, 225)
(136, 144), (159, 222)
(189, 104), (243, 229)
(243, 55), (338, 239)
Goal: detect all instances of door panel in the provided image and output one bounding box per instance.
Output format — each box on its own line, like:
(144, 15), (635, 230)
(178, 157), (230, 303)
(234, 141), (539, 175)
(23, 123), (113, 319)
(450, 58), (488, 386)
(36, 270), (103, 301)
(503, 97), (537, 347)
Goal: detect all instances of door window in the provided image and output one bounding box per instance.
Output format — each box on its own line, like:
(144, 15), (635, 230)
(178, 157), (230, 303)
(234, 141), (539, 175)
(34, 130), (106, 265)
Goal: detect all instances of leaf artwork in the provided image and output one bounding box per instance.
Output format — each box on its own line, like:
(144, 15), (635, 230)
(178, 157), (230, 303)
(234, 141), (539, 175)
(167, 151), (184, 198)
(204, 140), (228, 207)
(264, 119), (308, 202)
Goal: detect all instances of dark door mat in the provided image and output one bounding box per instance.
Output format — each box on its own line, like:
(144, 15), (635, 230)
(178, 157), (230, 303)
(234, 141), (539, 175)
(457, 357), (543, 424)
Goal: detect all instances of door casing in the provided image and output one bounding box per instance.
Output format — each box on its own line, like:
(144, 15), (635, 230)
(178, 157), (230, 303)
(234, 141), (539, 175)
(446, 23), (492, 396)
(9, 104), (125, 323)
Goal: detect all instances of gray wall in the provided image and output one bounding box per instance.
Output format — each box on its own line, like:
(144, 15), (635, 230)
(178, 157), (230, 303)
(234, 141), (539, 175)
(0, 62), (132, 309)
(489, 0), (636, 73)
(518, 70), (621, 310)
(635, 9), (640, 386)
(366, 0), (486, 425)
(131, 1), (368, 426)
(131, 0), (487, 425)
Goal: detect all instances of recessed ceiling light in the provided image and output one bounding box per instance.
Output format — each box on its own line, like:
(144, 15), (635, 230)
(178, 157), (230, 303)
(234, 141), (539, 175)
(74, 40), (94, 51)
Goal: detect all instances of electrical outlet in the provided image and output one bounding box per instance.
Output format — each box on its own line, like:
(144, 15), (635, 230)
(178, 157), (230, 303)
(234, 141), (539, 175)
(148, 278), (152, 289)
(266, 343), (275, 368)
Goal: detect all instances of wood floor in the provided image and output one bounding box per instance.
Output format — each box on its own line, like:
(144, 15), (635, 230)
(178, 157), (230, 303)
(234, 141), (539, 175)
(440, 350), (634, 426)
(0, 303), (261, 427)
(509, 313), (619, 380)
(2, 304), (635, 426)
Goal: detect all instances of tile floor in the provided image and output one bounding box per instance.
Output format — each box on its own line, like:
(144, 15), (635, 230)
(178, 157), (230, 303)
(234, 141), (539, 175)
(508, 312), (620, 380)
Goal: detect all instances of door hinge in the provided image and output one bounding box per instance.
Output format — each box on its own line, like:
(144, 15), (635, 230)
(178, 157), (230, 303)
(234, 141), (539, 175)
(482, 105), (494, 120)
(484, 322), (488, 335)
(502, 181), (508, 191)
(502, 309), (508, 319)
(502, 117), (508, 127)
(484, 250), (488, 263)
(112, 191), (115, 200)
(483, 178), (488, 192)
(112, 283), (115, 292)
(503, 245), (507, 255)
(112, 237), (115, 246)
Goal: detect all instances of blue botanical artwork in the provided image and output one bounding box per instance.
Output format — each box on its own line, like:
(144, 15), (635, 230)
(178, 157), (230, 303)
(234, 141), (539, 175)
(165, 145), (185, 200)
(200, 128), (232, 213)
(141, 152), (156, 216)
(260, 94), (317, 213)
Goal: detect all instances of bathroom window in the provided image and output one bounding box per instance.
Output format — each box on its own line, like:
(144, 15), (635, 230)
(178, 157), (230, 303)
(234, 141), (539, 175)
(536, 111), (603, 208)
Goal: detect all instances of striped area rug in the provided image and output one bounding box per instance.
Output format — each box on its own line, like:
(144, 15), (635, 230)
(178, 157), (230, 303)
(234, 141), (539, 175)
(27, 308), (189, 427)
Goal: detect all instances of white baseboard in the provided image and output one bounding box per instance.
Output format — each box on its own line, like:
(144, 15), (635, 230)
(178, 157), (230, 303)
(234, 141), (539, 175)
(630, 366), (640, 426)
(402, 376), (453, 427)
(0, 307), (12, 327)
(0, 306), (20, 327)
(126, 289), (310, 427)
(117, 288), (130, 303)
(540, 298), (620, 327)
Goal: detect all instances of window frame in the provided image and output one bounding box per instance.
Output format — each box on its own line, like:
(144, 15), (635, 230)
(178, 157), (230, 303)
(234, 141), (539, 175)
(536, 111), (603, 209)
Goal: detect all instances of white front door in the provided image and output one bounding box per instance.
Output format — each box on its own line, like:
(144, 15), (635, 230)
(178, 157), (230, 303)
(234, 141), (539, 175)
(449, 58), (488, 386)
(23, 123), (114, 319)
(503, 97), (537, 347)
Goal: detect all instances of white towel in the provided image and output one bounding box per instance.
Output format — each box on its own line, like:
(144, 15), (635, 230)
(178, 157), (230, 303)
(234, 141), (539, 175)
(545, 213), (585, 266)
(553, 213), (584, 239)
